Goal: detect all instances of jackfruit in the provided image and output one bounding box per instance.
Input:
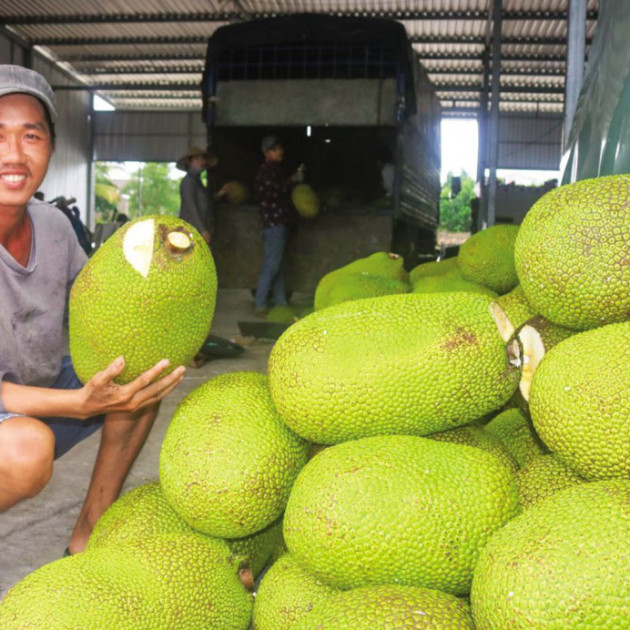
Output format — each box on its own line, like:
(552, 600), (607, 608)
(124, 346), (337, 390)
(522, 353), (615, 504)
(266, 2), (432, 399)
(471, 480), (630, 629)
(294, 584), (475, 629)
(160, 372), (308, 537)
(412, 274), (498, 298)
(88, 481), (282, 578)
(69, 215), (216, 383)
(514, 175), (630, 330)
(283, 435), (519, 594)
(516, 454), (586, 509)
(292, 184), (320, 218)
(268, 292), (521, 444)
(314, 251), (409, 310)
(0, 534), (253, 629)
(458, 224), (520, 294)
(225, 180), (249, 205)
(428, 425), (518, 474)
(253, 553), (338, 630)
(409, 257), (461, 283)
(529, 321), (630, 479)
(485, 408), (544, 467)
(317, 271), (410, 310)
(266, 305), (299, 324)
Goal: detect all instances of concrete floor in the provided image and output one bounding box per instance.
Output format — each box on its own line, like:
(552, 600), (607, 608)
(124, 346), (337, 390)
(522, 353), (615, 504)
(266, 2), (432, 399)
(0, 289), (286, 599)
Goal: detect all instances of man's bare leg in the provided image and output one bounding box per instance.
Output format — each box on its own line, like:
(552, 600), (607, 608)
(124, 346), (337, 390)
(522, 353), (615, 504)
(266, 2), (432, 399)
(67, 402), (160, 554)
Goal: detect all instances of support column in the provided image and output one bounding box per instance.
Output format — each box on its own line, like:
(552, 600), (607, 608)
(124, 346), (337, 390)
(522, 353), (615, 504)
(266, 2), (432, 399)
(486, 0), (503, 228)
(477, 46), (491, 232)
(564, 0), (587, 150)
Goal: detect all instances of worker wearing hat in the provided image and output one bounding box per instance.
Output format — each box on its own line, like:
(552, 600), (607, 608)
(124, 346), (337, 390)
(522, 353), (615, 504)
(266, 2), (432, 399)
(176, 145), (232, 244)
(0, 65), (184, 554)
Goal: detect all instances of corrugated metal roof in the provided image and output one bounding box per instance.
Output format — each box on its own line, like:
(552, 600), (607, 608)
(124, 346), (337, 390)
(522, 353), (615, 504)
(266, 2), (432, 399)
(1, 0), (599, 115)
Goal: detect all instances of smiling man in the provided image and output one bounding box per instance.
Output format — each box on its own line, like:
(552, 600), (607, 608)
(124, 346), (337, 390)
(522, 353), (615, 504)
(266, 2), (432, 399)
(0, 65), (186, 555)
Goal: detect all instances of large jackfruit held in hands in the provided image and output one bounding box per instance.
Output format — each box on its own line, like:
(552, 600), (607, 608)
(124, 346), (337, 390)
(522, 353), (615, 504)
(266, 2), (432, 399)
(294, 585), (475, 630)
(160, 372), (308, 538)
(514, 175), (630, 330)
(471, 480), (630, 629)
(529, 321), (630, 480)
(458, 224), (520, 294)
(268, 292), (521, 444)
(283, 435), (519, 594)
(69, 215), (216, 383)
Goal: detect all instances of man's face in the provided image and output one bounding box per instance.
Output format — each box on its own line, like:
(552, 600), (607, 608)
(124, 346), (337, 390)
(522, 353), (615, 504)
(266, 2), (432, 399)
(190, 154), (207, 171)
(0, 93), (53, 213)
(265, 144), (284, 162)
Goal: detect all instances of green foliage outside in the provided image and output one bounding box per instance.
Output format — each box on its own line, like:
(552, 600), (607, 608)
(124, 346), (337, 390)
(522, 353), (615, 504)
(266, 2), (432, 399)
(439, 171), (475, 232)
(94, 162), (119, 222)
(122, 163), (180, 218)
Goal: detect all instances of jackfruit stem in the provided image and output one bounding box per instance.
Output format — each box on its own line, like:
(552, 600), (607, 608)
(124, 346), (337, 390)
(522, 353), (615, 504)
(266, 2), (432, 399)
(166, 230), (192, 251)
(238, 567), (254, 592)
(490, 302), (515, 342)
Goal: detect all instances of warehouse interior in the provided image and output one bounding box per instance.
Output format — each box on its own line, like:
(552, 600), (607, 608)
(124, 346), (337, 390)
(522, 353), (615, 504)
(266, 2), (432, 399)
(3, 0), (625, 618)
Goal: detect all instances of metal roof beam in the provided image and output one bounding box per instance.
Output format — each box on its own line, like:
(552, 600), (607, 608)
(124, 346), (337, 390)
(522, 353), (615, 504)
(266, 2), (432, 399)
(51, 83), (200, 90)
(427, 68), (566, 77)
(410, 35), (592, 45)
(3, 10), (598, 25)
(61, 52), (205, 63)
(435, 84), (565, 94)
(80, 66), (203, 75)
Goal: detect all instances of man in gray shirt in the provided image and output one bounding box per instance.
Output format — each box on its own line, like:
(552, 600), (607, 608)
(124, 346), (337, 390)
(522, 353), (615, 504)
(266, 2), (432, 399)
(0, 65), (185, 555)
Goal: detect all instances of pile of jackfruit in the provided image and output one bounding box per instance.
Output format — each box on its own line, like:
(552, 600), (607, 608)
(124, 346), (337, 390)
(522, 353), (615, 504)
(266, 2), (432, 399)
(2, 174), (630, 629)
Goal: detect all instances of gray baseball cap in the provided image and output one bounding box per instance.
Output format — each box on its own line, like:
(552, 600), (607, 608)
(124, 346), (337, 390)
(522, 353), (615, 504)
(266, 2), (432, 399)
(261, 135), (281, 153)
(0, 65), (57, 124)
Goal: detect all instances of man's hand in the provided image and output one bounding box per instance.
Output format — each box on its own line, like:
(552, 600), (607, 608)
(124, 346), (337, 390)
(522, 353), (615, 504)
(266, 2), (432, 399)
(78, 357), (185, 418)
(217, 182), (233, 197)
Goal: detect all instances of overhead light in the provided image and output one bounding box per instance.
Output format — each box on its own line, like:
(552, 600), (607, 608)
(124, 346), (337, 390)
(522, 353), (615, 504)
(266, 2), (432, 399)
(306, 125), (312, 137)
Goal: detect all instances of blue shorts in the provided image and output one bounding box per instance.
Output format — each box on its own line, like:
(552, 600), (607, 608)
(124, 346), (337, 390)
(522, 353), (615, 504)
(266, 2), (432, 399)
(0, 356), (104, 460)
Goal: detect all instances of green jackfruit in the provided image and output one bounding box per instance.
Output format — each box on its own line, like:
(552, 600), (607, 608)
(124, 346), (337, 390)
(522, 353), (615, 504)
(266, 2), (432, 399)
(514, 175), (630, 330)
(225, 180), (249, 204)
(266, 305), (299, 324)
(292, 184), (320, 218)
(529, 321), (630, 480)
(409, 257), (460, 283)
(496, 285), (537, 329)
(69, 215), (216, 383)
(516, 454), (586, 510)
(471, 480), (630, 629)
(0, 534), (253, 629)
(428, 425), (518, 474)
(88, 481), (281, 578)
(253, 553), (338, 630)
(268, 292), (521, 444)
(485, 408), (544, 468)
(283, 435), (519, 594)
(317, 271), (410, 310)
(160, 372), (308, 537)
(295, 585), (475, 629)
(458, 224), (520, 294)
(412, 274), (498, 298)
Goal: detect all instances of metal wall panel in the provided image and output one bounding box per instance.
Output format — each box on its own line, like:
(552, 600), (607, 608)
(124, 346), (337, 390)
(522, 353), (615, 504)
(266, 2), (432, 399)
(93, 111), (206, 162)
(498, 113), (563, 170)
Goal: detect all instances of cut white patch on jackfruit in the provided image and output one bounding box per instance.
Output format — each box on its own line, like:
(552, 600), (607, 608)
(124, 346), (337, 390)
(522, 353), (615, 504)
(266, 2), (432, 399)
(123, 218), (155, 278)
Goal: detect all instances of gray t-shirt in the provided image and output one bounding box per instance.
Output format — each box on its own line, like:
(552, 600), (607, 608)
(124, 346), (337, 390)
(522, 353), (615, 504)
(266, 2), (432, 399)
(179, 168), (213, 235)
(0, 199), (87, 412)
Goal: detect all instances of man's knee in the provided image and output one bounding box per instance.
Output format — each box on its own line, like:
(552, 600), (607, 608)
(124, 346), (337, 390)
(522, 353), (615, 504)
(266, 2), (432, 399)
(0, 418), (55, 498)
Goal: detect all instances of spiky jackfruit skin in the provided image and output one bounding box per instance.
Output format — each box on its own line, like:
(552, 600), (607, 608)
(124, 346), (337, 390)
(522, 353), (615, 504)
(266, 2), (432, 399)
(409, 257), (461, 283)
(87, 481), (281, 578)
(514, 175), (630, 330)
(318, 272), (410, 309)
(516, 454), (587, 509)
(160, 372), (308, 538)
(530, 321), (630, 480)
(292, 184), (320, 218)
(412, 274), (498, 298)
(266, 305), (299, 324)
(295, 585), (475, 630)
(485, 408), (544, 468)
(284, 435), (519, 594)
(0, 534), (253, 629)
(314, 252), (409, 310)
(471, 480), (630, 629)
(268, 292), (521, 445)
(253, 553), (338, 630)
(458, 224), (520, 294)
(428, 425), (519, 474)
(496, 285), (537, 329)
(69, 215), (216, 384)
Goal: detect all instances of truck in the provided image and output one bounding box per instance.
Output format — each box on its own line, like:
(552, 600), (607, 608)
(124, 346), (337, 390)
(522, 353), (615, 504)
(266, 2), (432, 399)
(202, 14), (441, 292)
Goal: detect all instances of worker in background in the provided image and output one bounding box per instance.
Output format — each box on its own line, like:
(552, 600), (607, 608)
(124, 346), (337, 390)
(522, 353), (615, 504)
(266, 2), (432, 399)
(0, 64), (185, 555)
(176, 146), (232, 245)
(376, 146), (395, 199)
(253, 135), (304, 317)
